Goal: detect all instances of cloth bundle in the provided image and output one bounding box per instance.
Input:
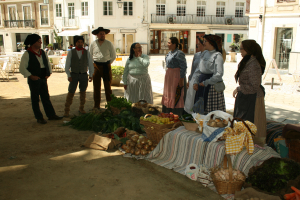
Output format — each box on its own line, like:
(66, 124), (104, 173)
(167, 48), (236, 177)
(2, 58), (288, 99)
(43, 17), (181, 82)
(224, 121), (257, 155)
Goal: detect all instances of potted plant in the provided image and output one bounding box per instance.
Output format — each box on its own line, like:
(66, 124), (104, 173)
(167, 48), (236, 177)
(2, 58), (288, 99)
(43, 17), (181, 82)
(111, 65), (125, 86)
(229, 43), (237, 52)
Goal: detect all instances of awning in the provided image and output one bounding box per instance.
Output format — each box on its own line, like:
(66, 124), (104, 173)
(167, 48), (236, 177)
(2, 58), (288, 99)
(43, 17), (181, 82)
(57, 29), (88, 36)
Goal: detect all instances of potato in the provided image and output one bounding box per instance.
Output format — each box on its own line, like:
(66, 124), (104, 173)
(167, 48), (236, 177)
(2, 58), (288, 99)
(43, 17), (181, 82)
(121, 144), (127, 150)
(135, 149), (141, 156)
(129, 141), (136, 147)
(150, 146), (155, 151)
(136, 143), (142, 149)
(126, 140), (132, 145)
(141, 149), (147, 155)
(216, 122), (224, 128)
(130, 148), (135, 154)
(125, 147), (131, 153)
(131, 135), (139, 142)
(210, 121), (217, 127)
(215, 119), (221, 123)
(147, 140), (153, 146)
(144, 144), (150, 150)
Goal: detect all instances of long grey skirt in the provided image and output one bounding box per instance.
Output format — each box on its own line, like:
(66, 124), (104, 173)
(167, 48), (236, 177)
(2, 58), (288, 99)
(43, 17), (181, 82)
(124, 73), (153, 104)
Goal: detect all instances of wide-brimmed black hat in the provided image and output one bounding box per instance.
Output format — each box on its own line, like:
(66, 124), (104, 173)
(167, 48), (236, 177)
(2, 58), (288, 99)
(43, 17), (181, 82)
(92, 27), (110, 35)
(74, 35), (84, 44)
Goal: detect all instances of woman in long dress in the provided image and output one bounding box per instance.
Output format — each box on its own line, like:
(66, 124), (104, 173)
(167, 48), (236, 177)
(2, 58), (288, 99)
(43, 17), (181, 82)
(233, 40), (266, 138)
(193, 34), (226, 114)
(184, 36), (205, 114)
(123, 42), (153, 104)
(161, 37), (187, 116)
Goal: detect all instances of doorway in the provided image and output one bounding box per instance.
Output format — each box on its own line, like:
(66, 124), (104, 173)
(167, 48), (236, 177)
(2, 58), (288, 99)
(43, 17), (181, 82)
(106, 34), (114, 46)
(42, 35), (49, 49)
(275, 28), (293, 70)
(196, 32), (205, 53)
(16, 33), (30, 52)
(122, 34), (133, 54)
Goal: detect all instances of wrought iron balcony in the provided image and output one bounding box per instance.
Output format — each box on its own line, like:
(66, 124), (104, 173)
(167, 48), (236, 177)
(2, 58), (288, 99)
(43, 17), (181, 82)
(151, 14), (249, 25)
(62, 17), (78, 27)
(4, 20), (35, 28)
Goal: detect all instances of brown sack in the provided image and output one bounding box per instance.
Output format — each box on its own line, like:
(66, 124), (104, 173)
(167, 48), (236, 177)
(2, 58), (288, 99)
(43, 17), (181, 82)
(234, 187), (281, 200)
(84, 134), (122, 150)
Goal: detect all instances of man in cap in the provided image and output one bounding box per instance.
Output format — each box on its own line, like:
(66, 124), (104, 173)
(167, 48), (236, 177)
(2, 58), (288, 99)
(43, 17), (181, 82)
(19, 34), (63, 124)
(63, 35), (94, 117)
(90, 27), (116, 109)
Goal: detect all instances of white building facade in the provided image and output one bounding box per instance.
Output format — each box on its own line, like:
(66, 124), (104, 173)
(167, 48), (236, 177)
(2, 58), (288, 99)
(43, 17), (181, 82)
(147, 0), (250, 54)
(248, 0), (300, 72)
(0, 0), (55, 53)
(53, 0), (95, 50)
(93, 0), (148, 54)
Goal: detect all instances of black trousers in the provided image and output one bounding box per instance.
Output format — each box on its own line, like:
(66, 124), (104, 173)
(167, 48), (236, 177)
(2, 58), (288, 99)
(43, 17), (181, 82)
(28, 78), (56, 120)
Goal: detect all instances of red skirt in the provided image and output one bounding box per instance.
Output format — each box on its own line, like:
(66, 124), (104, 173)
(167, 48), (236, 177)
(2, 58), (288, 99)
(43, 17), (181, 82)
(161, 68), (184, 109)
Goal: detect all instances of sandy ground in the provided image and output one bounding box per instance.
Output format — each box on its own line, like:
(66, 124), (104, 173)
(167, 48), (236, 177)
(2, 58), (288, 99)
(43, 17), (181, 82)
(0, 73), (222, 200)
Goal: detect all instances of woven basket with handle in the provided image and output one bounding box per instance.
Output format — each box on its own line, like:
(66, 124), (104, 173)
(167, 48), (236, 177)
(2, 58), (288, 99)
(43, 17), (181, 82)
(211, 155), (246, 194)
(141, 121), (182, 144)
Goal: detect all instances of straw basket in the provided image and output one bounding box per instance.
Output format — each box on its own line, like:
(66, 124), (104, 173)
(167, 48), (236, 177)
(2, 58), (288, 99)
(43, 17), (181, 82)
(211, 155), (246, 194)
(132, 100), (161, 118)
(182, 121), (202, 133)
(140, 120), (182, 143)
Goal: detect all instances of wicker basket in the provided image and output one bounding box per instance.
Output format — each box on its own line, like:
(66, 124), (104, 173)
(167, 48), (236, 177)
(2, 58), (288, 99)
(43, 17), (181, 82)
(211, 155), (245, 195)
(132, 100), (161, 118)
(288, 139), (300, 162)
(140, 120), (175, 131)
(144, 122), (182, 144)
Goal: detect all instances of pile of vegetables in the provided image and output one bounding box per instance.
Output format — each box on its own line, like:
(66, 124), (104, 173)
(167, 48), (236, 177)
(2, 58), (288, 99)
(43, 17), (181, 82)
(105, 94), (132, 110)
(65, 109), (143, 133)
(284, 186), (300, 200)
(246, 158), (300, 194)
(121, 132), (157, 156)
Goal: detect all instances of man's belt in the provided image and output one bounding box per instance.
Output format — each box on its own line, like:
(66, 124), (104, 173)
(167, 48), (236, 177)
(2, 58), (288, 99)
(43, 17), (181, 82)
(94, 61), (110, 65)
(71, 72), (87, 74)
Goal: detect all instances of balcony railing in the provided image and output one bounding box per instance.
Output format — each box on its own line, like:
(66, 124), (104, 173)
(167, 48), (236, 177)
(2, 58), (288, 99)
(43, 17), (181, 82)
(151, 14), (249, 25)
(62, 17), (78, 27)
(4, 20), (35, 28)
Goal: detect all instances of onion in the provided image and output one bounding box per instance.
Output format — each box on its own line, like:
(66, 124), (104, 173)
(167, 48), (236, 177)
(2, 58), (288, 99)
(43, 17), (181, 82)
(126, 140), (131, 145)
(136, 143), (142, 149)
(141, 149), (147, 155)
(144, 144), (150, 150)
(130, 148), (135, 154)
(147, 140), (153, 146)
(135, 149), (141, 156)
(150, 146), (155, 151)
(148, 151), (151, 154)
(131, 135), (139, 142)
(140, 138), (146, 145)
(121, 144), (127, 150)
(130, 141), (136, 147)
(125, 147), (131, 153)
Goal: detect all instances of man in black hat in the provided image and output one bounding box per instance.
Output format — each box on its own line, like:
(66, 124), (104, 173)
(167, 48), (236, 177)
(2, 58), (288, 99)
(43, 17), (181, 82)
(19, 34), (63, 124)
(90, 27), (116, 109)
(63, 35), (94, 117)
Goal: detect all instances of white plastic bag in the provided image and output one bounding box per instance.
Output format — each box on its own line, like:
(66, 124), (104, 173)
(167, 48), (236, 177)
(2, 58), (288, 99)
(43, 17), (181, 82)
(184, 77), (197, 114)
(185, 164), (199, 181)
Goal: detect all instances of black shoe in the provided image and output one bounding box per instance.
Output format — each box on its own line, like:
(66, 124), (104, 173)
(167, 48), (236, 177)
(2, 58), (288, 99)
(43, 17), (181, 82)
(48, 115), (63, 120)
(37, 118), (47, 124)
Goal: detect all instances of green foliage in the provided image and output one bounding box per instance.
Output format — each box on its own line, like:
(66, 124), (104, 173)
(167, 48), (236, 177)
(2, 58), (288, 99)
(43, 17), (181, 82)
(105, 94), (132, 110)
(111, 65), (124, 79)
(53, 29), (62, 49)
(47, 43), (53, 47)
(246, 158), (300, 193)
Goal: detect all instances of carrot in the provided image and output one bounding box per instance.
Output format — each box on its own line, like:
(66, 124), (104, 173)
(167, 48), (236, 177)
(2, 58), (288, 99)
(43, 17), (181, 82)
(292, 186), (300, 196)
(296, 194), (300, 200)
(285, 193), (296, 200)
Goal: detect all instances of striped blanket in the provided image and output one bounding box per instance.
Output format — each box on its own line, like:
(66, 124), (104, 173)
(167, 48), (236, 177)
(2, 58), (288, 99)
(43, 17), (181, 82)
(147, 126), (280, 199)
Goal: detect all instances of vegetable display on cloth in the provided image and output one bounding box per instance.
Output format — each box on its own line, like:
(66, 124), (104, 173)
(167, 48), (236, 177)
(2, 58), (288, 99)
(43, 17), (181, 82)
(121, 133), (157, 156)
(140, 112), (179, 125)
(223, 120), (257, 155)
(245, 158), (300, 197)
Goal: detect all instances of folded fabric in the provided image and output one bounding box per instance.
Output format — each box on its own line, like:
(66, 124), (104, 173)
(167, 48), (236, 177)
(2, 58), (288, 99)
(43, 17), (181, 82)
(224, 121), (257, 155)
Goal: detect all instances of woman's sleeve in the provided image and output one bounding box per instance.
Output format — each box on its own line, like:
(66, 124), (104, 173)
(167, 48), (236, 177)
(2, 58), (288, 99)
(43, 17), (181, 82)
(238, 61), (262, 94)
(122, 59), (130, 85)
(136, 54), (150, 68)
(203, 54), (224, 86)
(177, 51), (187, 78)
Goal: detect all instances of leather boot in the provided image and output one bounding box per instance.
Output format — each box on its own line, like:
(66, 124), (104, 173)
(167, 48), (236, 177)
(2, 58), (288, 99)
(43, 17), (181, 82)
(64, 92), (75, 117)
(79, 91), (86, 114)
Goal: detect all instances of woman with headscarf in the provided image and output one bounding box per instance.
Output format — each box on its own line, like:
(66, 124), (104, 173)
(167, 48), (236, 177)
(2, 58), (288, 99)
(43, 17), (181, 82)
(193, 34), (226, 114)
(184, 36), (205, 114)
(233, 40), (266, 138)
(161, 37), (187, 116)
(123, 42), (153, 104)
(19, 34), (62, 124)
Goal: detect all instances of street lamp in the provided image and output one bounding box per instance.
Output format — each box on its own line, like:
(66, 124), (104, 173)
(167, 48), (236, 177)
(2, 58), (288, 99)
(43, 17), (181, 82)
(117, 0), (123, 8)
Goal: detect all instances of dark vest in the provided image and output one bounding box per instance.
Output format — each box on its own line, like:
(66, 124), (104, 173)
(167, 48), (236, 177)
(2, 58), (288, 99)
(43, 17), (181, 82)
(70, 49), (88, 73)
(27, 50), (50, 77)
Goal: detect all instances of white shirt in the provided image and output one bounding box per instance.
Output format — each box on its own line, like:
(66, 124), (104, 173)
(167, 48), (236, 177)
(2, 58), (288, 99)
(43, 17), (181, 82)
(19, 51), (52, 78)
(65, 49), (94, 78)
(89, 39), (116, 63)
